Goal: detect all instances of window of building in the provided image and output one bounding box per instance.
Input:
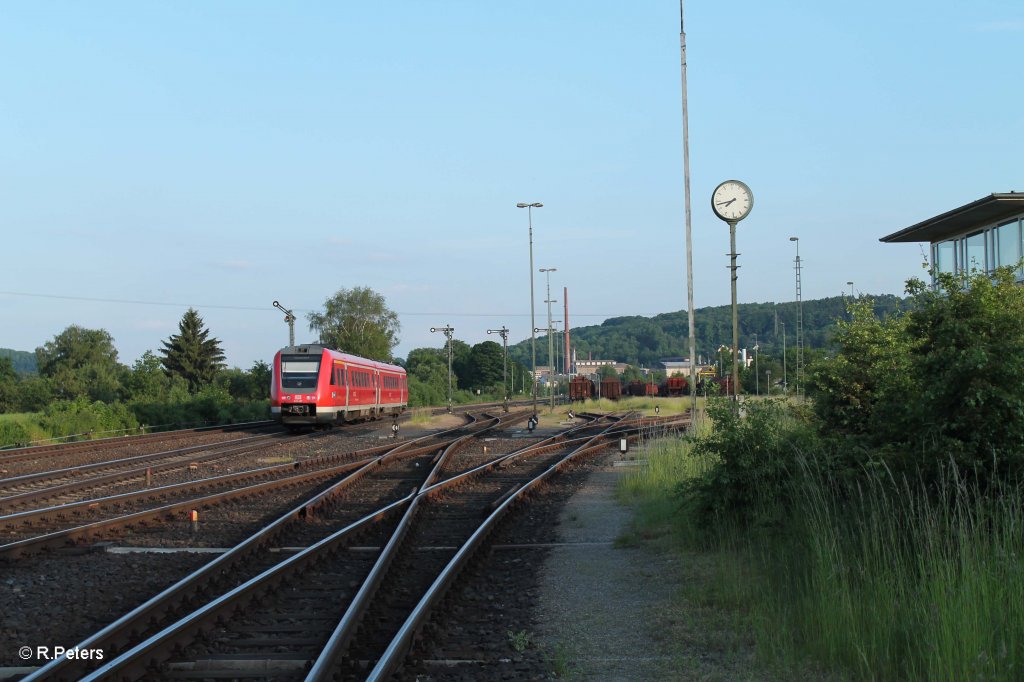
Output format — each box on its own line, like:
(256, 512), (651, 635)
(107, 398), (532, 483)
(935, 240), (955, 274)
(965, 231), (986, 273)
(997, 219), (1022, 271)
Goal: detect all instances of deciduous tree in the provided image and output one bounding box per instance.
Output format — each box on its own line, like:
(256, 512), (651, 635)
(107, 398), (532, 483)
(35, 325), (124, 402)
(307, 287), (399, 361)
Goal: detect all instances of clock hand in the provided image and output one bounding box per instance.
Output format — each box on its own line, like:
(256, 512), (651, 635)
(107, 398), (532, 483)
(716, 198), (736, 207)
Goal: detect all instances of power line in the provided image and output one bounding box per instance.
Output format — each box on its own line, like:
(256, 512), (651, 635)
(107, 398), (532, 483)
(0, 290), (642, 319)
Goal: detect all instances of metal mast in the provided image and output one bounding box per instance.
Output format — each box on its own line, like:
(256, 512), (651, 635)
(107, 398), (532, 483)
(679, 0), (697, 417)
(791, 237), (803, 398)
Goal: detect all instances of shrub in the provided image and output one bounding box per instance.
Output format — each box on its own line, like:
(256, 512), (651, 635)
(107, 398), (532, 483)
(39, 398), (139, 441)
(684, 398), (821, 528)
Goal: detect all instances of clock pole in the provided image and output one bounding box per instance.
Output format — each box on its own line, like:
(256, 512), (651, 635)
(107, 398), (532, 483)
(711, 179), (753, 404)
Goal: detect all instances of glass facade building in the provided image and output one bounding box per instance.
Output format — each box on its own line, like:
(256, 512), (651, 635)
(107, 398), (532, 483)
(931, 217), (1024, 277)
(881, 194), (1024, 283)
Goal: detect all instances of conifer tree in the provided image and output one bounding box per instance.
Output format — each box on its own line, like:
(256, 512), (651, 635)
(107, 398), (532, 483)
(160, 309), (226, 392)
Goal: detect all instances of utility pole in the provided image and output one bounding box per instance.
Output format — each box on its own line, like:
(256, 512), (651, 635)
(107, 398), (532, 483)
(540, 267), (558, 411)
(679, 0), (698, 419)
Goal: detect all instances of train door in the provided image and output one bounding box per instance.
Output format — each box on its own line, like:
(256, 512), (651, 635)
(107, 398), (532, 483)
(374, 370), (381, 414)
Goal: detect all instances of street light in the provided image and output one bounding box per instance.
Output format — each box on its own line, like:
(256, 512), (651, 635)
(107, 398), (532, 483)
(540, 267), (558, 411)
(430, 325), (455, 413)
(517, 202), (543, 415)
(487, 326), (510, 412)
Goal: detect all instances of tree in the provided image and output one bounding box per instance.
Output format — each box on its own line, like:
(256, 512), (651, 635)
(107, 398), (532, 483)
(307, 287), (400, 361)
(903, 268), (1024, 473)
(403, 347), (452, 407)
(217, 360), (272, 401)
(0, 357), (17, 412)
(467, 341), (504, 389)
(449, 339), (472, 387)
(36, 325), (124, 402)
(807, 299), (913, 440)
(160, 309), (226, 392)
(124, 350), (189, 402)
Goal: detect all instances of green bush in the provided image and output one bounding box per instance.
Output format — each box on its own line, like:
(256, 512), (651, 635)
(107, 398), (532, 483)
(684, 398), (820, 528)
(39, 398), (139, 441)
(0, 415), (46, 448)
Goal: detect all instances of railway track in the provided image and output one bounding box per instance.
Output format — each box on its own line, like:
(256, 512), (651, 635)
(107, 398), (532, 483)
(0, 433), (292, 509)
(0, 412), (523, 560)
(0, 421), (279, 464)
(19, 410), (533, 680)
(23, 410), (689, 681)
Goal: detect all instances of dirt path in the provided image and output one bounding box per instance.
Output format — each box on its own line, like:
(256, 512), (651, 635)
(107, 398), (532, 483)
(535, 456), (768, 681)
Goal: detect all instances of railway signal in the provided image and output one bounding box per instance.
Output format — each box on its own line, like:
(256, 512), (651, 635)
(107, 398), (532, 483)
(486, 326), (510, 413)
(430, 325), (455, 413)
(272, 301), (297, 346)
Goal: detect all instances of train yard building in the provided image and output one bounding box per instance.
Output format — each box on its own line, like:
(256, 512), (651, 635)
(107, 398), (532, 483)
(880, 192), (1024, 281)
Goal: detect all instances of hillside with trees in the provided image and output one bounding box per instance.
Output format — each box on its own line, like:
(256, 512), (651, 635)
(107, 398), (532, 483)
(508, 294), (908, 369)
(0, 348), (37, 375)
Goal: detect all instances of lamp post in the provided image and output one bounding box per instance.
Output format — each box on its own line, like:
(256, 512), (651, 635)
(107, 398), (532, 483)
(766, 369), (771, 395)
(430, 325), (455, 413)
(487, 326), (510, 413)
(540, 267), (557, 411)
(272, 301), (296, 347)
(517, 202), (543, 415)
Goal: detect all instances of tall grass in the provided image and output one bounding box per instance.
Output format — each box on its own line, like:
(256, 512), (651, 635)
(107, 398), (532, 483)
(754, 463), (1024, 681)
(618, 435), (1024, 680)
(579, 396), (702, 416)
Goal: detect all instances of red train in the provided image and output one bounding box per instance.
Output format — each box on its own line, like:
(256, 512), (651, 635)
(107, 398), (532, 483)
(270, 344), (408, 427)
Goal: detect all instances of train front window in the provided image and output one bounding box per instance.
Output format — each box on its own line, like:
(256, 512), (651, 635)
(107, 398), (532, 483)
(281, 356), (320, 390)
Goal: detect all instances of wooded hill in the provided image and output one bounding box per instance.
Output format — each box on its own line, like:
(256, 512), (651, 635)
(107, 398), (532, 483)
(508, 294), (908, 368)
(0, 349), (37, 375)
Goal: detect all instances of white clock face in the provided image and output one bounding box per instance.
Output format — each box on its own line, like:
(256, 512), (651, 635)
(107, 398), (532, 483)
(712, 180), (753, 222)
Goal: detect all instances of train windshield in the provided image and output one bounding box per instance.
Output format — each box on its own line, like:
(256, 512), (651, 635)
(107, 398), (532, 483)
(281, 355), (321, 390)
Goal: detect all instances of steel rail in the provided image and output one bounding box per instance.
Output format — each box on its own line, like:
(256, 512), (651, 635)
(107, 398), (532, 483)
(0, 432), (283, 492)
(0, 449), (376, 532)
(301, 416), (524, 676)
(21, 411), (509, 681)
(78, 494), (416, 682)
(0, 420), (278, 459)
(362, 416), (649, 679)
(307, 415), (634, 680)
(364, 437), (619, 681)
(0, 456), (377, 559)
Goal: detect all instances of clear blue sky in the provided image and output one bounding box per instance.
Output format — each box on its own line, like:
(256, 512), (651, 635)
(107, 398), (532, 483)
(1, 1), (1020, 368)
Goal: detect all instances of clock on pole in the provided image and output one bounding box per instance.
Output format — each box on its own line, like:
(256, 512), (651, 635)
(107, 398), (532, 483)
(711, 179), (754, 402)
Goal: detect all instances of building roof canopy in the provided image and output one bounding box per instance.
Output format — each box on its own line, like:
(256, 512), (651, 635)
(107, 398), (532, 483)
(880, 193), (1024, 244)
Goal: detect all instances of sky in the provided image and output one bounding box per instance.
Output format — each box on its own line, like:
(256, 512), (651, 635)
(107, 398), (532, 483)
(1, 1), (1021, 369)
